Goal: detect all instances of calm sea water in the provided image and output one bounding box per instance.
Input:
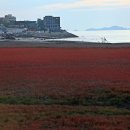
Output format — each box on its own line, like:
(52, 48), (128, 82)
(60, 30), (130, 43)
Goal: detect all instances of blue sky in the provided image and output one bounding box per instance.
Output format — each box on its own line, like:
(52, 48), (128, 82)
(0, 0), (130, 30)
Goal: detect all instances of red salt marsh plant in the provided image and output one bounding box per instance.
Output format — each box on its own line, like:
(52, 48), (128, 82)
(0, 48), (130, 81)
(0, 48), (130, 98)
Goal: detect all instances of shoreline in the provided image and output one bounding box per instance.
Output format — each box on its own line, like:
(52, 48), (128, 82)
(0, 40), (130, 48)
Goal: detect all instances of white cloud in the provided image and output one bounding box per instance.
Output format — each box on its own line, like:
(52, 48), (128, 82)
(37, 0), (130, 12)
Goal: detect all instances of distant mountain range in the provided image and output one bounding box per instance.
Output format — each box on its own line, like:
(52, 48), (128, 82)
(86, 26), (130, 31)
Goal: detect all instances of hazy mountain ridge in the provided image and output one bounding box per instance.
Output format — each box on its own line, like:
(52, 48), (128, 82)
(87, 26), (130, 31)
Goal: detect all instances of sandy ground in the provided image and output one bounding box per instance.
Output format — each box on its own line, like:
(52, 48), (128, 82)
(0, 40), (130, 48)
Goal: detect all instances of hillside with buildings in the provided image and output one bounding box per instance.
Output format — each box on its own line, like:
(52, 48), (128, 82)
(0, 14), (77, 40)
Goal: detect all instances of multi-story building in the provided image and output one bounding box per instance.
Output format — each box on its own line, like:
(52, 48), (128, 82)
(43, 16), (60, 32)
(37, 16), (61, 32)
(37, 19), (44, 30)
(4, 14), (16, 24)
(15, 21), (37, 30)
(0, 14), (16, 26)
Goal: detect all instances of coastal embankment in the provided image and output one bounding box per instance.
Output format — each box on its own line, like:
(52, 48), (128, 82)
(0, 40), (130, 48)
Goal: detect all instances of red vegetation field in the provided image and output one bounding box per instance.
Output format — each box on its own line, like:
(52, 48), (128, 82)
(0, 47), (130, 130)
(0, 48), (130, 81)
(0, 48), (130, 97)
